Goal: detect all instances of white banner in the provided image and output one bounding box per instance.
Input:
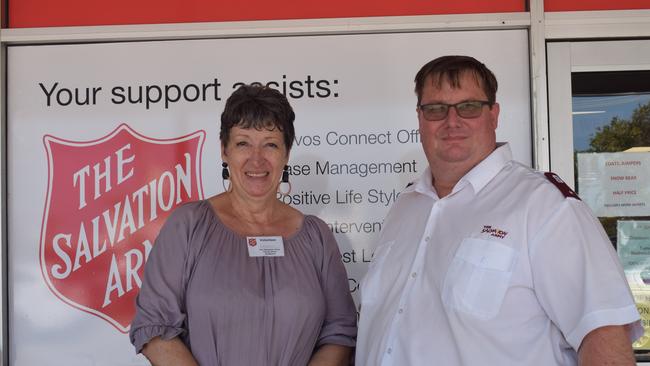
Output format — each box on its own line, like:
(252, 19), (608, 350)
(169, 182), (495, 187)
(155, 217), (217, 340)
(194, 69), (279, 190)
(7, 30), (530, 365)
(577, 152), (650, 217)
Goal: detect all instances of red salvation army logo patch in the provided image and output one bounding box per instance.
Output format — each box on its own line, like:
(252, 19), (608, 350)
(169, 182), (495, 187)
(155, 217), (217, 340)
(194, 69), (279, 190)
(40, 124), (205, 333)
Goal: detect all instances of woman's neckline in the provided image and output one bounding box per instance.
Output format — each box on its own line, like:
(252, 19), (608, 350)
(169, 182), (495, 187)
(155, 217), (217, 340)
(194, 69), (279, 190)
(201, 199), (308, 241)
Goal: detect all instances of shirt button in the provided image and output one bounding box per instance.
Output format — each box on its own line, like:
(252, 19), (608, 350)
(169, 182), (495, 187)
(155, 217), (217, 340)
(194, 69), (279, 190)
(411, 272), (417, 278)
(387, 348), (392, 354)
(425, 236), (430, 242)
(398, 308), (404, 314)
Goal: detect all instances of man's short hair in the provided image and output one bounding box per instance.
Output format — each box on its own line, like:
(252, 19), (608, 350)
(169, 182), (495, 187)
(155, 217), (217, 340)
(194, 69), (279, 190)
(414, 55), (498, 105)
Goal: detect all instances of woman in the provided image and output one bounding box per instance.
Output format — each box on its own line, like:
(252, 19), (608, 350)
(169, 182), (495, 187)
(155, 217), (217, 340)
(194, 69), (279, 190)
(129, 85), (357, 365)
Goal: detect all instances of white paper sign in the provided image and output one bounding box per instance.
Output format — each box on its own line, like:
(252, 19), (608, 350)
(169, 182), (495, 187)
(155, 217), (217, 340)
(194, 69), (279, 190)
(578, 152), (650, 217)
(617, 220), (650, 287)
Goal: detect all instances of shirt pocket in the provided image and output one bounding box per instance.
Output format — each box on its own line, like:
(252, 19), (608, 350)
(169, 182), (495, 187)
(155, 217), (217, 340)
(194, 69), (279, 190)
(360, 240), (395, 304)
(442, 238), (517, 320)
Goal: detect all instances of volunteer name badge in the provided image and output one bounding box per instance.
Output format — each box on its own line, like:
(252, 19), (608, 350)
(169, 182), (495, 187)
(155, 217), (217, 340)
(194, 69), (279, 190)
(247, 236), (285, 257)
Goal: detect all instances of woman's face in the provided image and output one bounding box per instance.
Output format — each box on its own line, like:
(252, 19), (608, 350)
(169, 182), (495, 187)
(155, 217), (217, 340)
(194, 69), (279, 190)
(222, 125), (289, 201)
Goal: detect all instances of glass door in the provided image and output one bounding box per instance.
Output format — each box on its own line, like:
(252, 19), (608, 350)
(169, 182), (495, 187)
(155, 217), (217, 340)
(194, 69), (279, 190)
(548, 40), (650, 358)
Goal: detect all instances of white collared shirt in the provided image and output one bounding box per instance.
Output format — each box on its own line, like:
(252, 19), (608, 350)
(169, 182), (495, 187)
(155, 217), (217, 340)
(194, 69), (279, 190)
(356, 143), (642, 366)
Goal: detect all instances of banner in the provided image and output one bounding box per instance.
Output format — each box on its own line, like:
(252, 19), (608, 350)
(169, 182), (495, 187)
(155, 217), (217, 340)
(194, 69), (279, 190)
(7, 30), (530, 365)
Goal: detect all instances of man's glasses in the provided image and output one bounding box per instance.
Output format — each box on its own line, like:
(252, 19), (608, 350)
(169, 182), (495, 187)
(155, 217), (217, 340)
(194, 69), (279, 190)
(418, 101), (492, 121)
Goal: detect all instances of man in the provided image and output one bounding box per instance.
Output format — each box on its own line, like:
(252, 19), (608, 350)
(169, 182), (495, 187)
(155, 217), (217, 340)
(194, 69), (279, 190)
(355, 55), (642, 365)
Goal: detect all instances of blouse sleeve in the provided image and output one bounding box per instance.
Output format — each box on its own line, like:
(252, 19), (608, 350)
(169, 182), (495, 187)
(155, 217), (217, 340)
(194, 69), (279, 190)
(312, 217), (358, 348)
(129, 203), (197, 353)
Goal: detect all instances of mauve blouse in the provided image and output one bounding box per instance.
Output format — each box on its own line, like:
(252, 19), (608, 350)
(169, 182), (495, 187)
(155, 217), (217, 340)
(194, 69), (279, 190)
(129, 200), (357, 365)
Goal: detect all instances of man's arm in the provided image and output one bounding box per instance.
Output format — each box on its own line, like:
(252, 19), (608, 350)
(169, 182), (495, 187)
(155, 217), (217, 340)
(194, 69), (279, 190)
(141, 336), (199, 366)
(578, 325), (636, 366)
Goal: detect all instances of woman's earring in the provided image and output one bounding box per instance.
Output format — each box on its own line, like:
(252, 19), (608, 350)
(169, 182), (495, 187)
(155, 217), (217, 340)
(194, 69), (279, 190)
(278, 165), (291, 196)
(222, 162), (231, 192)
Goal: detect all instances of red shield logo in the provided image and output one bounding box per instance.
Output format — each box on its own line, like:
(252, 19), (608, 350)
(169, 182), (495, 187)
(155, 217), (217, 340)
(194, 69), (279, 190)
(40, 124), (205, 332)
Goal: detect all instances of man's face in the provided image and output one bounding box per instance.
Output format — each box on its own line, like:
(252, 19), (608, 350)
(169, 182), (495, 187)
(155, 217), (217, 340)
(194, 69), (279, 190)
(417, 72), (500, 174)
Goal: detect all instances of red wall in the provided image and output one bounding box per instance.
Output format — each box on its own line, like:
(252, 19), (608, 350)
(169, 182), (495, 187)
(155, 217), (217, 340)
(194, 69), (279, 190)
(9, 0), (650, 28)
(8, 0), (525, 28)
(545, 0), (649, 11)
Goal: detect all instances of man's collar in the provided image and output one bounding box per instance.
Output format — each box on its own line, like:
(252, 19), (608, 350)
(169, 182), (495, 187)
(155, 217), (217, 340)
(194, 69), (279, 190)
(410, 142), (512, 198)
(460, 142), (512, 194)
(409, 166), (435, 198)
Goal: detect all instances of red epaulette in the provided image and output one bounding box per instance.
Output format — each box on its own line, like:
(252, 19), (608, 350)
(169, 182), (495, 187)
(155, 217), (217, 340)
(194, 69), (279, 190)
(544, 172), (581, 200)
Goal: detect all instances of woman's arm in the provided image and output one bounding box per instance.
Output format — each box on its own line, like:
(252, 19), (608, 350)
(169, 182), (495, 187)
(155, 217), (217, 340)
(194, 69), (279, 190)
(130, 206), (197, 360)
(307, 219), (358, 366)
(308, 344), (352, 366)
(142, 336), (199, 366)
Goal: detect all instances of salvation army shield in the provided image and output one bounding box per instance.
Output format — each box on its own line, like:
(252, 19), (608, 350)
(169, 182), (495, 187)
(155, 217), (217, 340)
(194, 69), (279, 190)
(40, 124), (205, 332)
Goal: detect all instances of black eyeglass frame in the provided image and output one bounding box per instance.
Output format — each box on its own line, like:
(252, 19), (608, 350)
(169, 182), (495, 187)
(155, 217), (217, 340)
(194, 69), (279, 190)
(418, 100), (493, 121)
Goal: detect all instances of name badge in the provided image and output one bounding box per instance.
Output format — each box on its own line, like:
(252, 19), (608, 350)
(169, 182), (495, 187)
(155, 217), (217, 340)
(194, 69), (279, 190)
(247, 236), (285, 257)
